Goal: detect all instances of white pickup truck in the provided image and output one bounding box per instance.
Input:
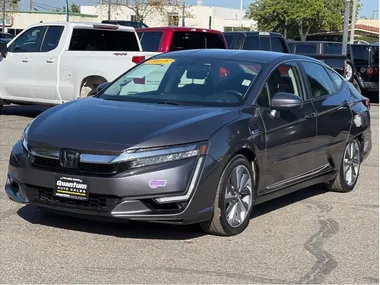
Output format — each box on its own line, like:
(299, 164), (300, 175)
(0, 22), (158, 108)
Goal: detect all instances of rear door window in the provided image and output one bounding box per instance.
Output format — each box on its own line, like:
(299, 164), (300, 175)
(69, 29), (140, 51)
(295, 44), (317, 54)
(169, 32), (225, 51)
(41, 26), (64, 52)
(243, 36), (259, 50)
(271, 37), (287, 52)
(139, 31), (162, 51)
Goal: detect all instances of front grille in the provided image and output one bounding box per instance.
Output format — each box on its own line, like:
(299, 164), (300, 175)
(32, 156), (127, 176)
(26, 185), (120, 213)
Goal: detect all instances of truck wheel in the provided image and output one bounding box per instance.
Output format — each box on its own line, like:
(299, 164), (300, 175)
(200, 155), (255, 236)
(80, 84), (96, 98)
(345, 60), (354, 82)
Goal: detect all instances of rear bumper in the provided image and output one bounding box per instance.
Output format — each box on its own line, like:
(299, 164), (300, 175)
(361, 81), (379, 92)
(5, 141), (222, 225)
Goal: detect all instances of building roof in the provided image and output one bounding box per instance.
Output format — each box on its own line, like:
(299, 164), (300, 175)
(355, 24), (379, 34)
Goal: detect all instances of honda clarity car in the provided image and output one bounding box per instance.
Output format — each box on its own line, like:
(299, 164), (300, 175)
(5, 50), (372, 236)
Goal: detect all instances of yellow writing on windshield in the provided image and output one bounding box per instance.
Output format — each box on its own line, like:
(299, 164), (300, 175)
(145, 58), (175, 65)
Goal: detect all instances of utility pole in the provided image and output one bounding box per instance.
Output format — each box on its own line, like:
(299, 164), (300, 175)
(29, 0), (32, 11)
(240, 0), (243, 11)
(108, 0), (111, 20)
(342, 0), (350, 55)
(350, 0), (357, 44)
(2, 0), (5, 33)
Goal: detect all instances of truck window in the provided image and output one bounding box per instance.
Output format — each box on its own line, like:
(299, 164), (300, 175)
(323, 43), (342, 54)
(295, 44), (317, 54)
(68, 29), (140, 51)
(139, 31), (163, 52)
(41, 26), (64, 52)
(370, 46), (379, 66)
(8, 26), (46, 53)
(224, 34), (234, 48)
(271, 37), (286, 52)
(260, 37), (270, 50)
(351, 45), (368, 65)
(169, 32), (225, 51)
(243, 36), (259, 50)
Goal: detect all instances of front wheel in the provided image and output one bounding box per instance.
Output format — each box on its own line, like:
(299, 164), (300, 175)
(200, 155), (255, 236)
(327, 139), (361, 192)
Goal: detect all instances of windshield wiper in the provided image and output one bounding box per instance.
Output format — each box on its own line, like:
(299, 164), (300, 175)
(156, 101), (182, 106)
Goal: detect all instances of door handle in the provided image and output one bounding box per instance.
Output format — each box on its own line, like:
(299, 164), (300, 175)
(305, 112), (316, 119)
(46, 59), (55, 63)
(22, 58), (29, 63)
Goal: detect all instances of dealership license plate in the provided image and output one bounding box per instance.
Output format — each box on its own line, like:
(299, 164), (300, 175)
(54, 176), (89, 201)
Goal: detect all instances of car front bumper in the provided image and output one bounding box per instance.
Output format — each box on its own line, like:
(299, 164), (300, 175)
(5, 141), (222, 224)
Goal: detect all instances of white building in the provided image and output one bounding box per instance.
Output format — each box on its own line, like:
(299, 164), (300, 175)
(80, 1), (257, 31)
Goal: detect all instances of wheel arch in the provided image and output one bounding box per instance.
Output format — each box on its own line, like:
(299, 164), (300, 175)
(79, 75), (108, 97)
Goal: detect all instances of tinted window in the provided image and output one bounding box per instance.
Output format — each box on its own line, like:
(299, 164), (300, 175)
(0, 33), (13, 39)
(323, 43), (342, 54)
(302, 61), (336, 98)
(139, 31), (162, 51)
(256, 63), (303, 107)
(243, 36), (259, 50)
(69, 29), (140, 51)
(370, 46), (379, 66)
(260, 37), (270, 50)
(41, 26), (64, 52)
(326, 68), (344, 89)
(224, 34), (234, 48)
(295, 44), (317, 54)
(351, 45), (368, 65)
(100, 57), (264, 107)
(8, 26), (45, 53)
(170, 32), (225, 51)
(271, 37), (286, 52)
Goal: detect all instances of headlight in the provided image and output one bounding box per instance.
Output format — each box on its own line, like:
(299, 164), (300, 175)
(114, 143), (208, 168)
(21, 122), (32, 152)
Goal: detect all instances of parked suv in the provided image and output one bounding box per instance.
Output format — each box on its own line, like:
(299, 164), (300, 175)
(223, 31), (291, 53)
(350, 44), (379, 93)
(136, 27), (228, 52)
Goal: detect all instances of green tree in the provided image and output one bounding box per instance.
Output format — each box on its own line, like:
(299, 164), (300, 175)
(247, 0), (362, 40)
(62, 2), (81, 13)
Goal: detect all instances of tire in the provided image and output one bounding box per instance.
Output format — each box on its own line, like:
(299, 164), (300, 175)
(200, 155), (255, 236)
(327, 139), (361, 193)
(80, 84), (95, 98)
(345, 60), (354, 82)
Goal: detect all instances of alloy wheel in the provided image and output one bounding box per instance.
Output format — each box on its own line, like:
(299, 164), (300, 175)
(343, 140), (360, 186)
(224, 165), (253, 228)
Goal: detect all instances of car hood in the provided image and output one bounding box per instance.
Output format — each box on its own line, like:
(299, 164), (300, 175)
(27, 97), (240, 153)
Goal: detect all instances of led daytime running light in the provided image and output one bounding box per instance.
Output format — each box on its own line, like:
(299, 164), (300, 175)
(130, 149), (200, 168)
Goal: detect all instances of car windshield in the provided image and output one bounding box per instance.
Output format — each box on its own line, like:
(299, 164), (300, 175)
(99, 57), (264, 106)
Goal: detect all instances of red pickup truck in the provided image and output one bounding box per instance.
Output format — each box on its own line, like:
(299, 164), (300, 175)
(136, 27), (228, 52)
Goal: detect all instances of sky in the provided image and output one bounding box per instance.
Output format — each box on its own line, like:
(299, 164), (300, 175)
(20, 0), (379, 19)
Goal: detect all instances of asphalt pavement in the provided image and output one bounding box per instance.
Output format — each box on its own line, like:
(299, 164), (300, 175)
(0, 103), (378, 284)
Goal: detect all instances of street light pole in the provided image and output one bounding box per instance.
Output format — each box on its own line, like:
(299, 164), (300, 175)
(66, 0), (69, 22)
(108, 0), (111, 20)
(350, 0), (357, 44)
(342, 0), (350, 55)
(2, 0), (5, 33)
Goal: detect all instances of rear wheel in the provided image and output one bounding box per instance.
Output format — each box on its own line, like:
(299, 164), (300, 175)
(345, 60), (354, 82)
(200, 155), (255, 236)
(327, 139), (361, 192)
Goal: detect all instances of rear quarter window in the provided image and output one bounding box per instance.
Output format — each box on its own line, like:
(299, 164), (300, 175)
(243, 36), (259, 50)
(139, 31), (162, 51)
(271, 37), (287, 52)
(323, 43), (342, 54)
(295, 44), (317, 54)
(169, 32), (225, 51)
(69, 29), (140, 51)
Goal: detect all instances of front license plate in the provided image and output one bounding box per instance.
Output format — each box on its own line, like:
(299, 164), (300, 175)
(54, 176), (89, 201)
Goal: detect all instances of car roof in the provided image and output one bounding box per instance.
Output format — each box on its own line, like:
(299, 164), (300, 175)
(136, 27), (223, 34)
(289, 41), (341, 44)
(223, 31), (285, 37)
(154, 49), (312, 63)
(25, 22), (136, 32)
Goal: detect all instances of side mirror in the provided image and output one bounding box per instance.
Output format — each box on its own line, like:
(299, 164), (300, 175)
(271, 92), (303, 110)
(97, 82), (110, 93)
(0, 42), (8, 58)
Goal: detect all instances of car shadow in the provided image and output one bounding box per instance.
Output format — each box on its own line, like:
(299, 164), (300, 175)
(0, 104), (51, 118)
(17, 185), (327, 240)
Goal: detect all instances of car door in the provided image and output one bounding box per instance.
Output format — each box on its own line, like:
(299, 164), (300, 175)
(31, 25), (65, 101)
(300, 61), (352, 170)
(0, 26), (46, 100)
(255, 61), (318, 193)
